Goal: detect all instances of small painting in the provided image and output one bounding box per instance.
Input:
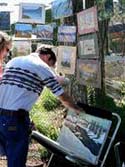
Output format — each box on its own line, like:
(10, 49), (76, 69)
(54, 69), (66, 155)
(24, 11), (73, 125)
(77, 6), (98, 35)
(19, 3), (45, 24)
(12, 40), (31, 57)
(0, 12), (10, 31)
(57, 46), (76, 74)
(77, 59), (101, 88)
(58, 26), (76, 42)
(15, 23), (32, 38)
(52, 0), (73, 19)
(78, 33), (99, 59)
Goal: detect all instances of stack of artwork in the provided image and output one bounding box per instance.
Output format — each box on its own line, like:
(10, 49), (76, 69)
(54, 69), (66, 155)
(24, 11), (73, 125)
(76, 6), (101, 88)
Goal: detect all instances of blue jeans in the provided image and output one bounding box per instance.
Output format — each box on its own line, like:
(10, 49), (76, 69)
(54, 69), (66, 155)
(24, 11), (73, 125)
(0, 114), (30, 167)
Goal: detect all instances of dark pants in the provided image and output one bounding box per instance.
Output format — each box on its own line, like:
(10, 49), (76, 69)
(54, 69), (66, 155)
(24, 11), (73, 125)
(0, 112), (30, 167)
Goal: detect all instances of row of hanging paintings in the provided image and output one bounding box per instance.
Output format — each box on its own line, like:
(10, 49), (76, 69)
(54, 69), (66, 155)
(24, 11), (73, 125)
(15, 24), (77, 42)
(11, 41), (101, 88)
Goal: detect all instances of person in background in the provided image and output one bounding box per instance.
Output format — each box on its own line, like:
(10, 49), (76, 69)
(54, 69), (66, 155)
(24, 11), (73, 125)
(0, 46), (82, 167)
(0, 31), (12, 79)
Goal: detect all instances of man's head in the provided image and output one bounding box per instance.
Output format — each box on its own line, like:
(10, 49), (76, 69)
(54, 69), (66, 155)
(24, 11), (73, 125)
(36, 47), (56, 68)
(0, 31), (12, 59)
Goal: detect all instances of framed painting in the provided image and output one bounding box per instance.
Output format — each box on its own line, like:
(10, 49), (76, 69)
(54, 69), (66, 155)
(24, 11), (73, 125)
(51, 0), (73, 19)
(19, 3), (45, 24)
(78, 33), (99, 59)
(77, 6), (98, 35)
(58, 109), (112, 165)
(77, 59), (101, 88)
(57, 46), (76, 74)
(12, 40), (31, 57)
(0, 12), (10, 31)
(58, 26), (76, 43)
(105, 55), (125, 82)
(33, 24), (53, 40)
(15, 23), (32, 38)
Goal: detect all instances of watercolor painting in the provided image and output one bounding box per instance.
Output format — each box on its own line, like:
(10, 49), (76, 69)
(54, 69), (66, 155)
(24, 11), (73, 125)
(0, 12), (10, 31)
(15, 23), (32, 38)
(77, 59), (101, 88)
(58, 26), (76, 42)
(52, 0), (73, 19)
(57, 46), (76, 74)
(78, 33), (99, 59)
(77, 6), (98, 35)
(19, 3), (45, 24)
(12, 40), (31, 57)
(33, 24), (53, 40)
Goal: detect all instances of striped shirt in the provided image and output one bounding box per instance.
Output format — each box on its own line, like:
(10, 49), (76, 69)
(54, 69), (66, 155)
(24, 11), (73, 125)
(0, 53), (64, 111)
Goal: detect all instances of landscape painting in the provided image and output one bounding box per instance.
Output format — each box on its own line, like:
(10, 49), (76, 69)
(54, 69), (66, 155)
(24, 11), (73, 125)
(19, 3), (45, 24)
(12, 40), (31, 57)
(77, 6), (98, 35)
(77, 59), (101, 88)
(58, 109), (112, 165)
(33, 24), (53, 40)
(0, 12), (10, 31)
(15, 23), (32, 38)
(52, 0), (73, 19)
(78, 33), (99, 59)
(58, 26), (76, 42)
(57, 46), (76, 74)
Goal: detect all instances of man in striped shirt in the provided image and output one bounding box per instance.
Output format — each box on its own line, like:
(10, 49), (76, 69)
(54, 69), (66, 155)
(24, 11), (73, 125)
(0, 47), (81, 167)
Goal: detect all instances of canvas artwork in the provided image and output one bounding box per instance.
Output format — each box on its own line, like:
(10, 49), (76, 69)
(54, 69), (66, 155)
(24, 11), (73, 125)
(77, 59), (101, 88)
(12, 40), (31, 57)
(15, 23), (32, 38)
(19, 3), (45, 24)
(33, 25), (53, 40)
(0, 12), (10, 31)
(52, 0), (73, 19)
(78, 33), (99, 59)
(58, 26), (76, 43)
(105, 56), (125, 81)
(57, 46), (76, 74)
(77, 6), (98, 35)
(58, 109), (112, 165)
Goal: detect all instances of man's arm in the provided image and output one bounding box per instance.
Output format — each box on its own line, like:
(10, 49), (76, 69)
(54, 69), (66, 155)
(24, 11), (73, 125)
(58, 92), (83, 114)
